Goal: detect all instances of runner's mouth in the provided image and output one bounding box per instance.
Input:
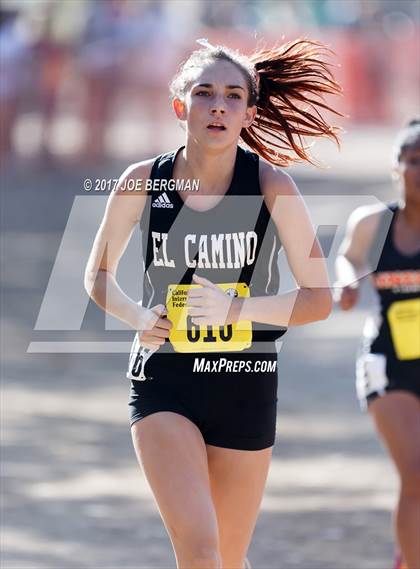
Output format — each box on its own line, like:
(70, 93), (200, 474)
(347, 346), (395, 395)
(207, 124), (226, 131)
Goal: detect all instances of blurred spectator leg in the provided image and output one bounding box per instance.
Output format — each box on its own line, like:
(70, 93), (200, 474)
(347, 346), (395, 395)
(0, 97), (18, 165)
(37, 44), (69, 166)
(82, 69), (115, 164)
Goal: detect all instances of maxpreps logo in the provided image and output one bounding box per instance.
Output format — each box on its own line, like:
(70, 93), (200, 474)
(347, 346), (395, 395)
(152, 193), (173, 208)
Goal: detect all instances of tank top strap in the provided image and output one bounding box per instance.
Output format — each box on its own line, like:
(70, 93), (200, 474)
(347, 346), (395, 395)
(139, 149), (179, 233)
(150, 149), (178, 181)
(368, 201), (398, 272)
(230, 147), (262, 197)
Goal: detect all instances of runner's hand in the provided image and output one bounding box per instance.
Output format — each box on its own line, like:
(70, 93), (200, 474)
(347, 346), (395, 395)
(335, 285), (359, 311)
(187, 274), (232, 326)
(137, 304), (172, 350)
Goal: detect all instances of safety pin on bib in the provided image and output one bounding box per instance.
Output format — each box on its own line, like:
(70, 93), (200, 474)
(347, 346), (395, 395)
(131, 346), (156, 381)
(131, 312), (168, 381)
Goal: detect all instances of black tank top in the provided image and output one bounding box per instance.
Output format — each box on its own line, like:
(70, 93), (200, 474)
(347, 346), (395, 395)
(139, 145), (287, 353)
(364, 202), (420, 377)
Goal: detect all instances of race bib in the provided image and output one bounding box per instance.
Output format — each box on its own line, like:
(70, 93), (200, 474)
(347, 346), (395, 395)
(387, 298), (420, 360)
(166, 282), (252, 353)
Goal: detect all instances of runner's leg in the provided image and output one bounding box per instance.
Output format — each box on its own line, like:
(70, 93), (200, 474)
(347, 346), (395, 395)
(206, 444), (272, 568)
(369, 392), (420, 569)
(131, 412), (221, 568)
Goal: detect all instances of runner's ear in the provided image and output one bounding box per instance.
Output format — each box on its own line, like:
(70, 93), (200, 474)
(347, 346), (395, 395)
(243, 104), (257, 128)
(173, 98), (186, 120)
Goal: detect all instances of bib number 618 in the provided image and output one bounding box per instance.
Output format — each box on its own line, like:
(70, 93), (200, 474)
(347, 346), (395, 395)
(186, 315), (233, 343)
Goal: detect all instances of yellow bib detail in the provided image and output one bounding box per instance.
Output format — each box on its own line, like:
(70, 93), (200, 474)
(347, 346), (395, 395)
(387, 298), (420, 360)
(165, 282), (252, 353)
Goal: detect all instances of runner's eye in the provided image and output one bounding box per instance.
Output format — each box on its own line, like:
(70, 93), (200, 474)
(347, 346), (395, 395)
(195, 91), (210, 96)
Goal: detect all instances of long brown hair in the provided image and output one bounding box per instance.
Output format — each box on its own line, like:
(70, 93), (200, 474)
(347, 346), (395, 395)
(170, 38), (343, 167)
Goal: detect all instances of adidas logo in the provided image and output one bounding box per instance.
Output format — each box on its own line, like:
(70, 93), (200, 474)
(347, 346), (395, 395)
(152, 193), (173, 208)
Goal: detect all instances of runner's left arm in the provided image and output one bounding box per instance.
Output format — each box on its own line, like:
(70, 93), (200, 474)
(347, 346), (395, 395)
(232, 164), (333, 327)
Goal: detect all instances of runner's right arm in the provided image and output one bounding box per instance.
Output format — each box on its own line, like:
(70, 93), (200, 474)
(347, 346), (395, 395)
(84, 160), (172, 346)
(335, 205), (383, 310)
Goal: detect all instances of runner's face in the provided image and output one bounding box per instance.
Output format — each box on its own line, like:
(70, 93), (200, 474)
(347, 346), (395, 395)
(397, 145), (420, 205)
(174, 60), (256, 149)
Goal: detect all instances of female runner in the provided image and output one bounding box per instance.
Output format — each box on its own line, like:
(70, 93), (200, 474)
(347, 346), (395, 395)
(336, 120), (420, 569)
(85, 38), (341, 569)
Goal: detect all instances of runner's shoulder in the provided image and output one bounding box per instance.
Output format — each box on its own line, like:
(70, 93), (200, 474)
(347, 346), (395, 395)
(105, 157), (158, 225)
(347, 202), (390, 236)
(114, 157), (157, 196)
(258, 160), (299, 198)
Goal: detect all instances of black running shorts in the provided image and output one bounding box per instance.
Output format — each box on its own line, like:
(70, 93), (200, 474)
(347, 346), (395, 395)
(356, 351), (420, 410)
(128, 350), (279, 451)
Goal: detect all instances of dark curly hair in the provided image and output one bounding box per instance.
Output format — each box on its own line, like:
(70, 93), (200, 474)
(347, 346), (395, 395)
(393, 119), (420, 164)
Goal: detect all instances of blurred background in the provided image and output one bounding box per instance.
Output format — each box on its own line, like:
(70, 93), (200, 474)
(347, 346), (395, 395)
(1, 1), (419, 568)
(1, 0), (419, 165)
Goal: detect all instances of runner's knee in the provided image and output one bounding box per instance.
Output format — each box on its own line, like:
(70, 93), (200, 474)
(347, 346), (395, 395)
(400, 461), (420, 497)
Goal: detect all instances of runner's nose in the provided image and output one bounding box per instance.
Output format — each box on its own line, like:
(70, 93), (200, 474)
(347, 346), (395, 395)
(211, 96), (226, 114)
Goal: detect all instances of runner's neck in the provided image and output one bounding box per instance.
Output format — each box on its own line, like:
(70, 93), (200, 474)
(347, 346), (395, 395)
(174, 143), (237, 195)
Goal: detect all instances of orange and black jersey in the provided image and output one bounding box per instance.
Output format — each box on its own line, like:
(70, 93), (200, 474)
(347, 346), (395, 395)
(364, 202), (420, 383)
